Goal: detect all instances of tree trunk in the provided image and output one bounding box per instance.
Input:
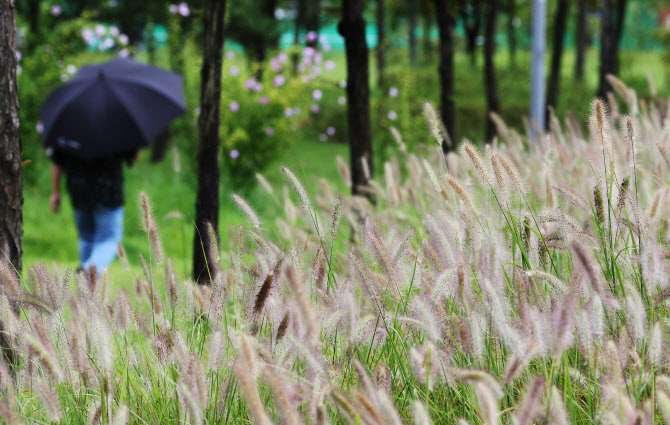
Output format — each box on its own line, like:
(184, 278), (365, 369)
(376, 0), (385, 89)
(421, 6), (433, 61)
(409, 0), (418, 65)
(597, 0), (627, 98)
(462, 0), (482, 67)
(338, 0), (373, 198)
(292, 0), (301, 75)
(546, 0), (569, 120)
(507, 0), (517, 68)
(193, 0), (226, 284)
(434, 0), (455, 151)
(575, 0), (586, 81)
(0, 0), (23, 274)
(1, 0), (22, 371)
(484, 0), (499, 142)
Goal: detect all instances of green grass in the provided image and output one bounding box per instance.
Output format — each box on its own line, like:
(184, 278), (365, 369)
(21, 45), (668, 280)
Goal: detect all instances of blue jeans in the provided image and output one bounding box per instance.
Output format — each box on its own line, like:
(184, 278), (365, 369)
(74, 206), (124, 273)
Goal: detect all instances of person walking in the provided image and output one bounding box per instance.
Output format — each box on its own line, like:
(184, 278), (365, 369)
(49, 149), (138, 274)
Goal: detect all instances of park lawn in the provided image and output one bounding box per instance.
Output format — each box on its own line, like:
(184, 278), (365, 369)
(22, 134), (349, 285)
(21, 45), (667, 284)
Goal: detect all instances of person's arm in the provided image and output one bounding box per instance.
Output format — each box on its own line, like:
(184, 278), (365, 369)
(125, 150), (140, 167)
(50, 163), (62, 213)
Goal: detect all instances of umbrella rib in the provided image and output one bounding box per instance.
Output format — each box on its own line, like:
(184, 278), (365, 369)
(106, 76), (185, 109)
(103, 82), (154, 143)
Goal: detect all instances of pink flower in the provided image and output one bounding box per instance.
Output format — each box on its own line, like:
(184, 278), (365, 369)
(278, 52), (288, 63)
(327, 126), (336, 136)
(119, 34), (129, 45)
(314, 53), (323, 64)
(258, 96), (269, 105)
(118, 48), (130, 57)
(229, 65), (240, 76)
(310, 104), (320, 114)
(324, 60), (335, 71)
(338, 96), (346, 105)
(306, 31), (318, 43)
(253, 82), (263, 93)
(339, 80), (347, 89)
(389, 87), (399, 98)
(169, 4), (178, 13)
(15, 51), (21, 62)
(312, 90), (322, 101)
(109, 26), (120, 37)
(51, 5), (62, 16)
(36, 122), (44, 134)
(226, 51), (235, 60)
(265, 127), (274, 136)
(95, 24), (106, 38)
(273, 74), (285, 87)
(270, 58), (281, 72)
(303, 47), (315, 57)
(230, 149), (239, 159)
(322, 44), (331, 52)
(81, 28), (94, 45)
(243, 78), (257, 89)
(284, 108), (293, 118)
(178, 2), (190, 17)
(387, 110), (398, 121)
(319, 134), (328, 142)
(229, 101), (239, 112)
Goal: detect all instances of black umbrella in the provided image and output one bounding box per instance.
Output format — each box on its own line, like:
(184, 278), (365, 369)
(41, 57), (185, 160)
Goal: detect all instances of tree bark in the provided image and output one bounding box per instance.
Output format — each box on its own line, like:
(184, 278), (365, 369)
(434, 0), (455, 151)
(292, 0), (301, 75)
(409, 0), (418, 65)
(421, 6), (433, 61)
(193, 0), (226, 284)
(546, 0), (569, 120)
(338, 0), (373, 198)
(597, 0), (627, 98)
(483, 0), (499, 142)
(462, 0), (482, 67)
(0, 0), (23, 274)
(507, 0), (517, 68)
(376, 0), (385, 89)
(575, 0), (586, 81)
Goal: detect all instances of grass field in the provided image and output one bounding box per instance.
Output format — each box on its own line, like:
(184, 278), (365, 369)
(6, 45), (670, 424)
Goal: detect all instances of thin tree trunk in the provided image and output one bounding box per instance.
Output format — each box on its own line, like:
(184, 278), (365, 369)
(507, 0), (517, 69)
(409, 0), (418, 64)
(546, 0), (569, 120)
(484, 0), (499, 142)
(422, 7), (433, 61)
(612, 0), (627, 75)
(0, 0), (23, 274)
(193, 0), (226, 284)
(377, 0), (385, 89)
(0, 0), (22, 370)
(338, 0), (373, 198)
(598, 0), (627, 98)
(463, 0), (482, 67)
(575, 0), (586, 81)
(434, 0), (455, 151)
(292, 0), (301, 75)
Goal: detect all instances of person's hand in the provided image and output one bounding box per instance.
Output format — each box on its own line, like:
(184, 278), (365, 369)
(127, 151), (140, 167)
(50, 192), (61, 213)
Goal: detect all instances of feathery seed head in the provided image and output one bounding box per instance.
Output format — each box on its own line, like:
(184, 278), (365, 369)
(232, 194), (261, 229)
(281, 166), (311, 210)
(423, 101), (444, 146)
(446, 175), (478, 216)
(461, 140), (493, 187)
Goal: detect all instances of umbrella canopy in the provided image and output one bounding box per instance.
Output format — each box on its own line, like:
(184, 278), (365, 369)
(41, 57), (185, 160)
